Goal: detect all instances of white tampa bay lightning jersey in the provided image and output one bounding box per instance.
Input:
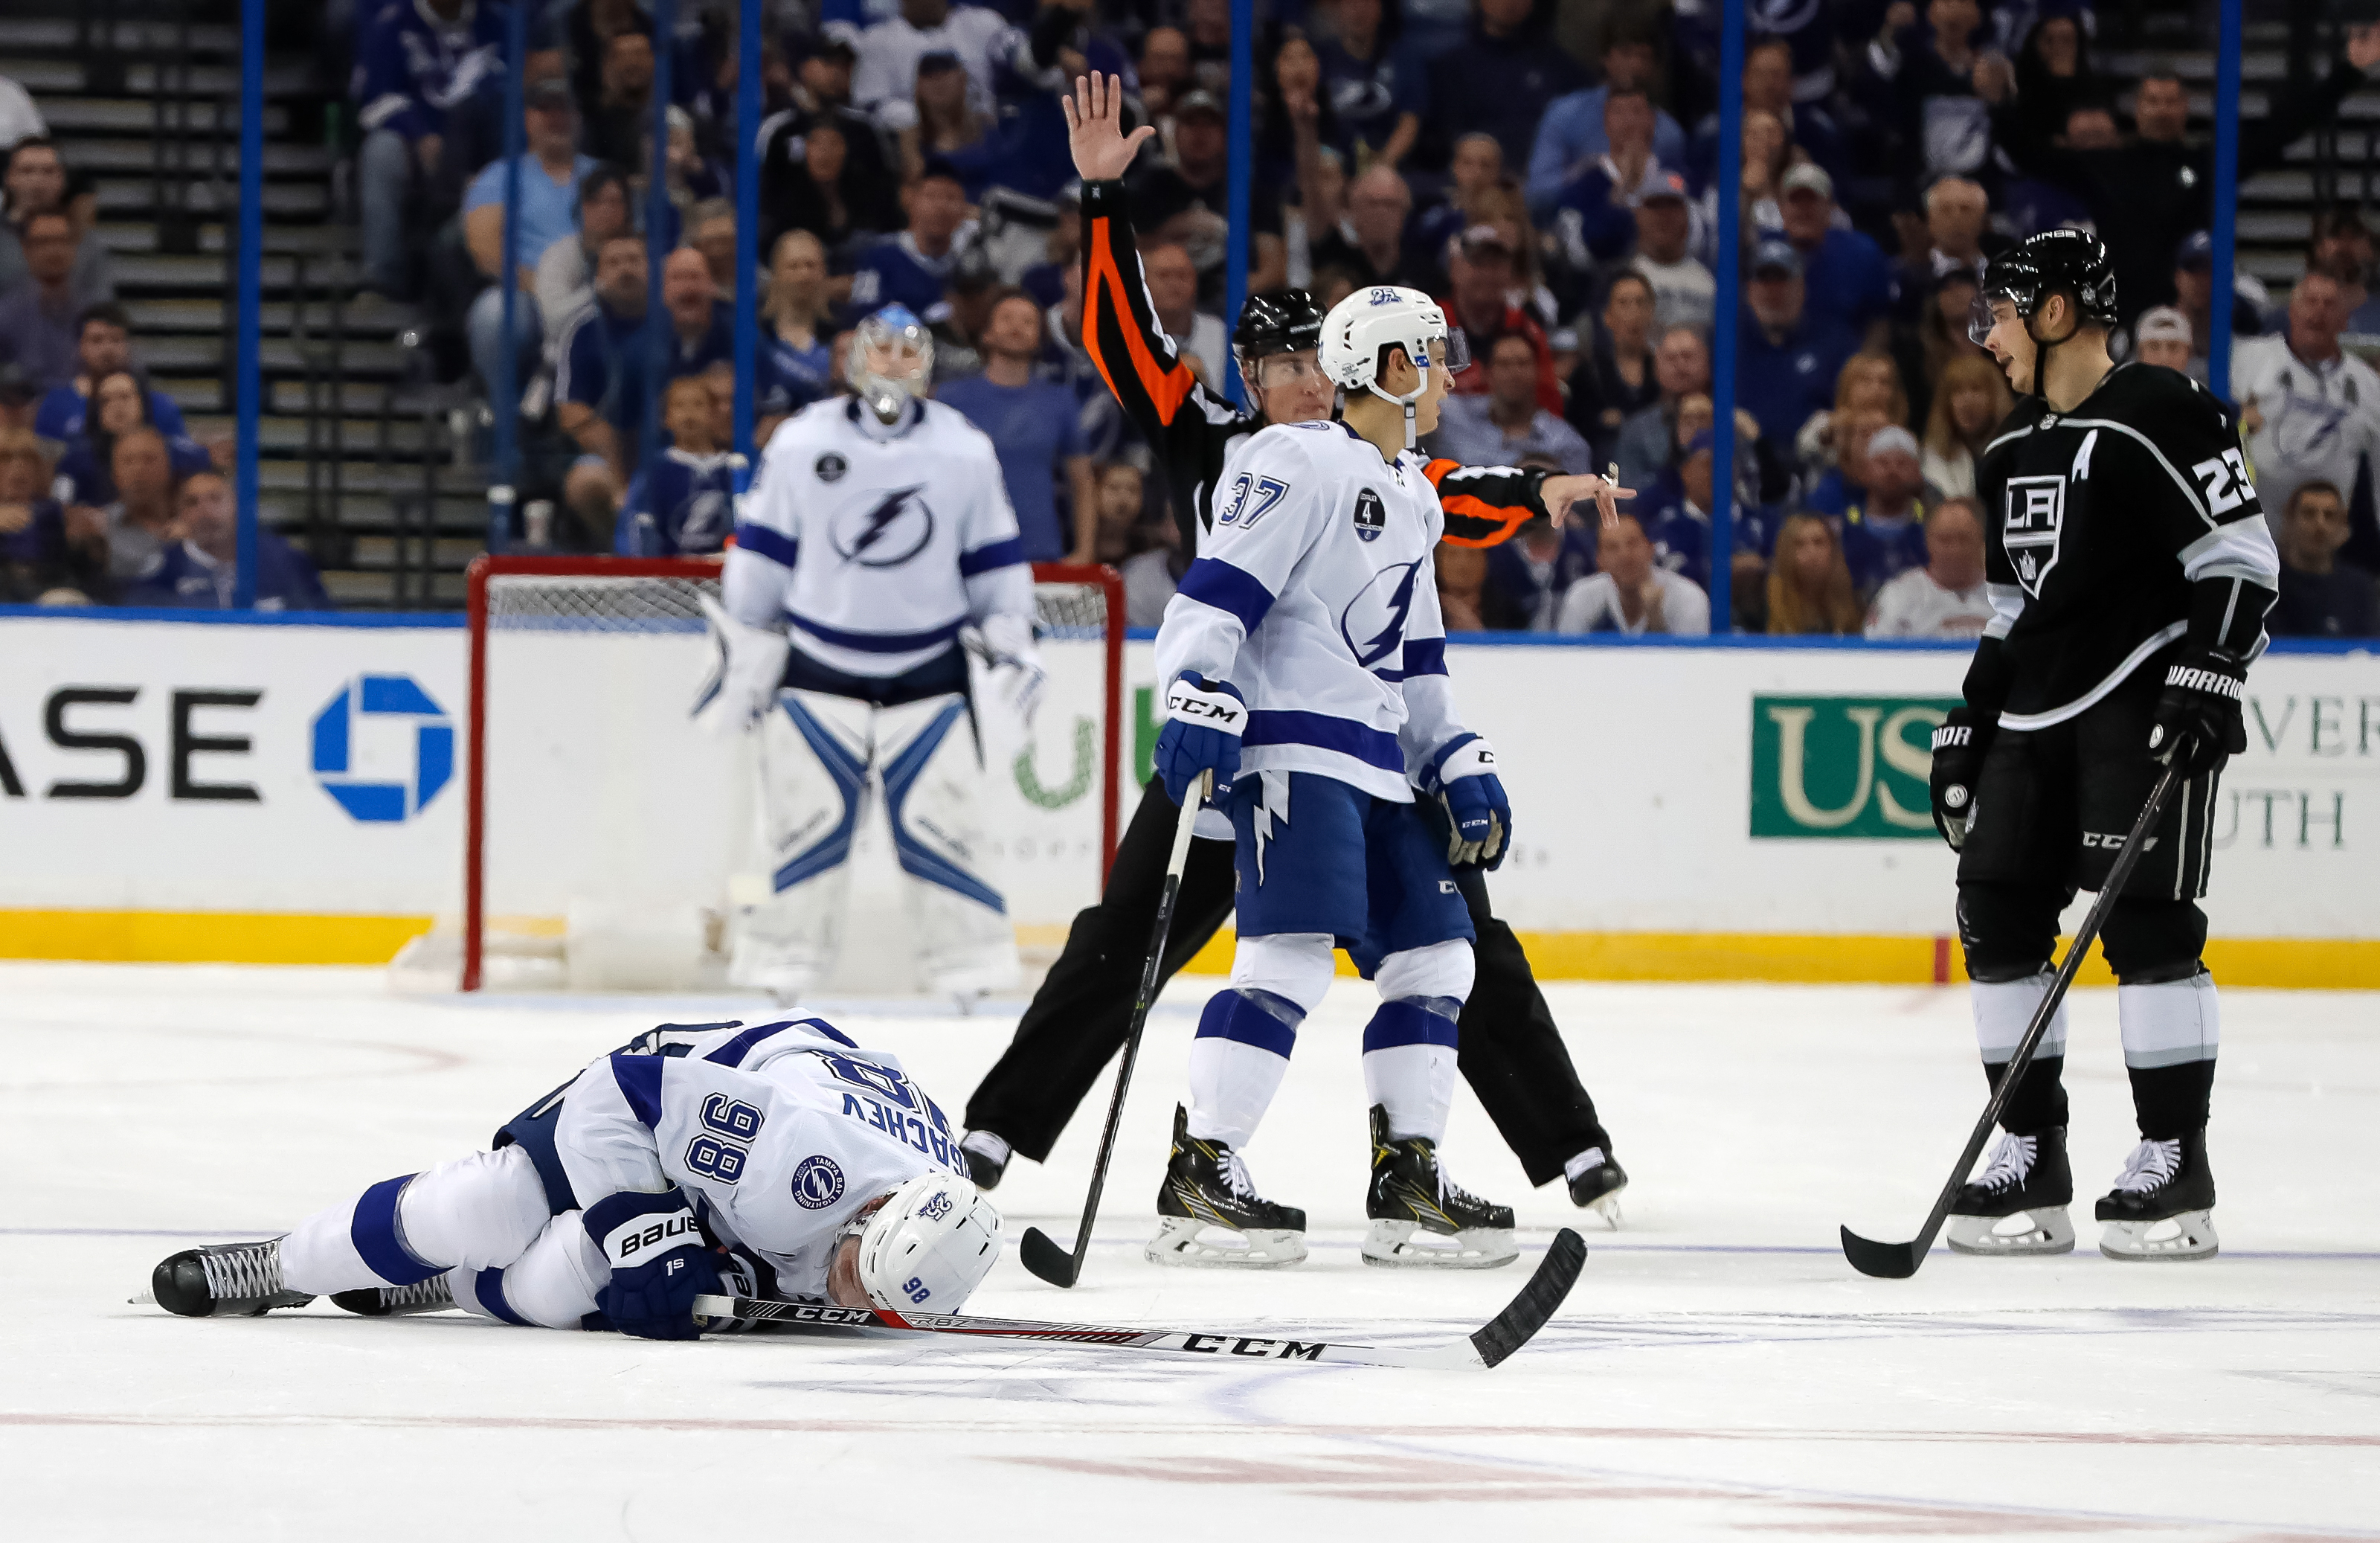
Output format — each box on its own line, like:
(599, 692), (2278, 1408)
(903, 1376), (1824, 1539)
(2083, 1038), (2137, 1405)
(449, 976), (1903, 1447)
(553, 1018), (965, 1301)
(1154, 420), (1470, 803)
(724, 396), (1034, 678)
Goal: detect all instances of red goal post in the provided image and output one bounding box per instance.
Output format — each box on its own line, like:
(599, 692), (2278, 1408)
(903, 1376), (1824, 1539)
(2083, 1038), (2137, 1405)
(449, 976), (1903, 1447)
(461, 554), (1125, 992)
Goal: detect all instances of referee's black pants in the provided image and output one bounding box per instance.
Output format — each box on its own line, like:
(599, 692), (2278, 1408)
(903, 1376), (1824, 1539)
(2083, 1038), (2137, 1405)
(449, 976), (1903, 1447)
(963, 775), (1615, 1186)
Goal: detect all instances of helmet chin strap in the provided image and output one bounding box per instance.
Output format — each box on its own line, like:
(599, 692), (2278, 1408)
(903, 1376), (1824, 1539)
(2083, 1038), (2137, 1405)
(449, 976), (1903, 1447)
(1363, 368), (1427, 450)
(2022, 307), (2080, 402)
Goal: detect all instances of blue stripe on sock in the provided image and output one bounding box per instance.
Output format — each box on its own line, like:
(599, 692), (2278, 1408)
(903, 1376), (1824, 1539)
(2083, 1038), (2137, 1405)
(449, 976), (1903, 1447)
(1194, 989), (1301, 1058)
(1362, 999), (1461, 1051)
(474, 1267), (531, 1327)
(349, 1175), (443, 1286)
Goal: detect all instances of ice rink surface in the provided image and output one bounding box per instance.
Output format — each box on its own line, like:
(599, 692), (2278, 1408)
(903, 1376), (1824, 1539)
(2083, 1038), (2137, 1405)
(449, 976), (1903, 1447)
(4, 963), (2377, 1541)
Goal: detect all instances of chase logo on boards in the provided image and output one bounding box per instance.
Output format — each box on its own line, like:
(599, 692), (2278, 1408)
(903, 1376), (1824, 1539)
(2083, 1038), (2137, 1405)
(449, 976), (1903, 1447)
(1749, 696), (1957, 840)
(310, 674), (452, 824)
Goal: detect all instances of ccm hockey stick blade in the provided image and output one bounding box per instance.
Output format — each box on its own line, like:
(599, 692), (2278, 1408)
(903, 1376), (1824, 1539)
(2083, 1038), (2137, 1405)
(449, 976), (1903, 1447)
(695, 1227), (1586, 1370)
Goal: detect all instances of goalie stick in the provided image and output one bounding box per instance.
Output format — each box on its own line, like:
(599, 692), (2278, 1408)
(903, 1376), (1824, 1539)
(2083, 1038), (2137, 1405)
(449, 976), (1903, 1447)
(695, 1226), (1586, 1370)
(1018, 769), (1209, 1289)
(1839, 763), (2184, 1280)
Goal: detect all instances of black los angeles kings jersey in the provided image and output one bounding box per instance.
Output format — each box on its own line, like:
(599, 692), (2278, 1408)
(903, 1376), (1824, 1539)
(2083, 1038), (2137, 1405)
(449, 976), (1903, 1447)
(1970, 362), (2280, 729)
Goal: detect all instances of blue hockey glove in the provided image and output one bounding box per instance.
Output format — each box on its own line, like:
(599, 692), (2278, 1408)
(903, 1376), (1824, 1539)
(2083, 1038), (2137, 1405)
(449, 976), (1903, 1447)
(584, 1188), (723, 1341)
(1428, 734), (1510, 870)
(1154, 672), (1245, 806)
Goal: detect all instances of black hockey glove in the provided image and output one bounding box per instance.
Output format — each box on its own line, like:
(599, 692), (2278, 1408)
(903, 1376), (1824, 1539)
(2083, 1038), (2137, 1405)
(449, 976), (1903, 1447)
(585, 1188), (724, 1341)
(1928, 707), (1990, 852)
(2148, 646), (2248, 775)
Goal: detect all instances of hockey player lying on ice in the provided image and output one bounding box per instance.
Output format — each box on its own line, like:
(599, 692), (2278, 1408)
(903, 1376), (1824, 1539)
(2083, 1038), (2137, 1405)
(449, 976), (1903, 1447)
(149, 1018), (1001, 1336)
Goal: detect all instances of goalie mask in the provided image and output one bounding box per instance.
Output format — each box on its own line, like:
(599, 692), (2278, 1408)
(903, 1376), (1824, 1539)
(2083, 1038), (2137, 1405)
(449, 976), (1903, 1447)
(847, 304), (934, 423)
(1318, 285), (1468, 449)
(854, 1170), (1003, 1318)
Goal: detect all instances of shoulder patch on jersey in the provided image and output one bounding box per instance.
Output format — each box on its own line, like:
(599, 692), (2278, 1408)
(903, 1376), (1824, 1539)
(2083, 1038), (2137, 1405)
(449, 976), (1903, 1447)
(1352, 487), (1386, 542)
(814, 452), (848, 483)
(791, 1155), (846, 1209)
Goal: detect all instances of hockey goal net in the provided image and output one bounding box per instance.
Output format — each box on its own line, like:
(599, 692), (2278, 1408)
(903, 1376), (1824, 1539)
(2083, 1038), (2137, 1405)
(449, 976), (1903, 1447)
(431, 555), (1122, 992)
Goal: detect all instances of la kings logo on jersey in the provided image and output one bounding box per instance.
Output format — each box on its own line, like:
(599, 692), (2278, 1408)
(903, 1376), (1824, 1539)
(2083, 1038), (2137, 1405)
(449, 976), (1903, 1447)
(829, 485), (934, 567)
(1351, 487), (1386, 542)
(2002, 474), (2066, 597)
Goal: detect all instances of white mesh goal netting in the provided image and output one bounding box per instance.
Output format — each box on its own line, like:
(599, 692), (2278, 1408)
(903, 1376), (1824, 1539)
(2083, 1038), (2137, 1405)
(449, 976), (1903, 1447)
(391, 565), (1119, 992)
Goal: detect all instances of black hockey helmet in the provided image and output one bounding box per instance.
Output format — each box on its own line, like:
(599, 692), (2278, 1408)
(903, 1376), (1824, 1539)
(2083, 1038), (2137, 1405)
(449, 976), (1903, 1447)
(1233, 289), (1325, 361)
(1969, 227), (2119, 344)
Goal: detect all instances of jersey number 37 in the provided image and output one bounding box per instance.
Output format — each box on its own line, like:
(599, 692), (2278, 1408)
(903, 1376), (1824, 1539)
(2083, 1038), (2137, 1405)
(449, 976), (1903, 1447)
(1218, 474), (1290, 527)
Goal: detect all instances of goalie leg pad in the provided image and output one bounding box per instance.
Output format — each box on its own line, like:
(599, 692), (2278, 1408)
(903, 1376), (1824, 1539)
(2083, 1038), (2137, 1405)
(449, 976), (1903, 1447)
(731, 689), (873, 998)
(877, 692), (1020, 996)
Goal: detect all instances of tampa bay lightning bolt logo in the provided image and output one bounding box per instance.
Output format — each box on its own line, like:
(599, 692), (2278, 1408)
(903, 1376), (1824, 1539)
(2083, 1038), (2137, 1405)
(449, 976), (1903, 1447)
(829, 485), (934, 567)
(1351, 487), (1386, 542)
(1339, 557), (1422, 669)
(791, 1155), (846, 1209)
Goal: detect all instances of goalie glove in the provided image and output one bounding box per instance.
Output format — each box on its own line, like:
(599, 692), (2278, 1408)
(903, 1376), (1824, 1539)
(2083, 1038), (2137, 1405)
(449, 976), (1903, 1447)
(1425, 734), (1510, 870)
(1928, 707), (1990, 852)
(977, 612), (1049, 728)
(692, 592), (789, 737)
(2149, 645), (2248, 775)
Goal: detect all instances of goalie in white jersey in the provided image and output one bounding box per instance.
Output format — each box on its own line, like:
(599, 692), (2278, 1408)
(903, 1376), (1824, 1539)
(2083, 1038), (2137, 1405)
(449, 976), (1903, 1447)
(149, 1017), (1003, 1338)
(699, 304), (1045, 1004)
(1148, 286), (1519, 1271)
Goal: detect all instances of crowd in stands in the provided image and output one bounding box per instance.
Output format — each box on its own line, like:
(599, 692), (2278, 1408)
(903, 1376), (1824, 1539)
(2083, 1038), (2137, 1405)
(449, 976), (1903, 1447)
(7, 4), (2380, 634)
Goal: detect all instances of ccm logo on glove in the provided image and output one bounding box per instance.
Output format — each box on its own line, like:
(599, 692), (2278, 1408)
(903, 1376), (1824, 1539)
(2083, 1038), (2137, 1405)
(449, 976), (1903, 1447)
(1165, 680), (1246, 727)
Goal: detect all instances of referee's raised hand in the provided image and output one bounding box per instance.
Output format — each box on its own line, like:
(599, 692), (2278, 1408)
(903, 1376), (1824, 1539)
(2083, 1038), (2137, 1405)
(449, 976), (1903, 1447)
(1064, 72), (1155, 182)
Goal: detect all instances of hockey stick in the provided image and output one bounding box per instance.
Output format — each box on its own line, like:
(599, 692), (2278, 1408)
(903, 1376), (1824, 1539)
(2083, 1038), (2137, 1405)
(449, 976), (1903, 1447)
(1840, 762), (2186, 1279)
(695, 1227), (1585, 1369)
(1017, 769), (1212, 1289)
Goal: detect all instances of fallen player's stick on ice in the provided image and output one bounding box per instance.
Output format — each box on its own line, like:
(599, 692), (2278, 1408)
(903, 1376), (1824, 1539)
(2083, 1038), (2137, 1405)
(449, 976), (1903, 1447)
(695, 1227), (1586, 1369)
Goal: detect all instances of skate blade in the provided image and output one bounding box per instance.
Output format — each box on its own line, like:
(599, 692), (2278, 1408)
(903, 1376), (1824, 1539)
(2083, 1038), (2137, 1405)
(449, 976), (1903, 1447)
(2099, 1209), (2219, 1262)
(1946, 1207), (2076, 1257)
(1585, 1190), (1624, 1231)
(1144, 1216), (1307, 1268)
(1360, 1221), (1519, 1270)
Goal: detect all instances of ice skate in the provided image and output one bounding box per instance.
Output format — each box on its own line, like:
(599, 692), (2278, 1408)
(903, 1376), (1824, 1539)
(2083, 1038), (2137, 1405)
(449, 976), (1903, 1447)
(1946, 1126), (2076, 1257)
(1566, 1146), (1628, 1228)
(1145, 1105), (1308, 1268)
(958, 1129), (1011, 1190)
(332, 1277), (455, 1317)
(1362, 1106), (1519, 1269)
(2096, 1130), (2219, 1261)
(150, 1239), (315, 1318)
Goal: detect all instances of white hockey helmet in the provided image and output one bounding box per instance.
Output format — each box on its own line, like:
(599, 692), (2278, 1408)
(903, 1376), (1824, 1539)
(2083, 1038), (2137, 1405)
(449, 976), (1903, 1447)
(1318, 285), (1468, 446)
(846, 303), (934, 423)
(855, 1170), (1003, 1318)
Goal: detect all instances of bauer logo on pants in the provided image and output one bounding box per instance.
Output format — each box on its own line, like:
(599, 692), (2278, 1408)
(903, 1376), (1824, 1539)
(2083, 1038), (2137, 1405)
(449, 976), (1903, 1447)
(1749, 696), (1961, 839)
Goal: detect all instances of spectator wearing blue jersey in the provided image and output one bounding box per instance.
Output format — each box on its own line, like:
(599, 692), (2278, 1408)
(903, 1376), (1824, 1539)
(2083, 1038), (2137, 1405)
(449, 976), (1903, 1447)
(1548, 88), (1667, 272)
(1736, 238), (1859, 452)
(1312, 0), (1427, 169)
(848, 160), (972, 321)
(461, 76), (597, 393)
(123, 469), (329, 612)
(657, 246), (733, 382)
(530, 165), (634, 350)
(1636, 431), (1778, 611)
(351, 0), (506, 300)
(1525, 28), (1686, 219)
(1830, 423), (1933, 599)
(1773, 164), (1894, 344)
(617, 377), (737, 556)
(33, 304), (196, 449)
(50, 370), (210, 511)
(938, 289), (1094, 563)
(757, 231), (838, 442)
(556, 233), (654, 544)
(0, 424), (94, 602)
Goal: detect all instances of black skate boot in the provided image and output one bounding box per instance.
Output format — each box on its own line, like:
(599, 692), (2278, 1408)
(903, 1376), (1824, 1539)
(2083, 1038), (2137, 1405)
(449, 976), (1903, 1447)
(1145, 1104), (1308, 1268)
(332, 1277), (456, 1317)
(1946, 1126), (2075, 1257)
(1566, 1146), (1628, 1228)
(958, 1129), (1011, 1190)
(2095, 1129), (2218, 1261)
(1362, 1106), (1519, 1269)
(150, 1239), (315, 1318)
